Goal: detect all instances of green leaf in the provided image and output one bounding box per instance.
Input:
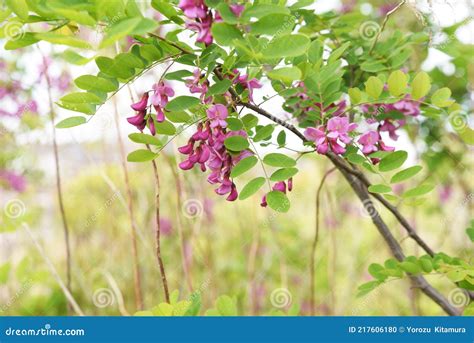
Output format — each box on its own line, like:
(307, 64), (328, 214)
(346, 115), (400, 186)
(96, 56), (134, 79)
(467, 228), (474, 242)
(239, 177), (266, 200)
(360, 61), (387, 73)
(127, 149), (157, 162)
(348, 87), (363, 105)
(60, 92), (103, 105)
(55, 116), (86, 129)
(115, 52), (145, 69)
(357, 281), (382, 297)
(347, 153), (366, 165)
(249, 13), (293, 35)
(242, 114), (258, 129)
(208, 79), (232, 96)
(165, 70), (193, 81)
(431, 87), (454, 107)
(378, 151), (408, 172)
(225, 118), (242, 132)
(4, 33), (39, 50)
(266, 191), (290, 213)
(264, 34), (310, 58)
(63, 50), (92, 65)
(151, 0), (183, 24)
(368, 184), (392, 194)
(387, 70), (407, 97)
(270, 168), (298, 182)
(211, 23), (243, 46)
(307, 40), (322, 63)
(166, 111), (190, 123)
(128, 133), (162, 146)
(390, 166), (422, 183)
(400, 262), (422, 274)
(365, 76), (384, 99)
(224, 136), (249, 151)
(328, 42), (350, 64)
(100, 17), (158, 48)
(241, 4), (290, 21)
(403, 184), (435, 198)
(74, 75), (118, 92)
(231, 156), (258, 178)
(215, 295), (238, 316)
(419, 257), (433, 273)
(411, 71), (431, 100)
(263, 153), (296, 168)
(277, 130), (286, 146)
(368, 263), (386, 280)
(58, 102), (96, 115)
(34, 32), (91, 49)
(6, 0), (28, 20)
(253, 124), (274, 142)
(155, 120), (176, 135)
(267, 67), (302, 85)
(165, 96), (200, 111)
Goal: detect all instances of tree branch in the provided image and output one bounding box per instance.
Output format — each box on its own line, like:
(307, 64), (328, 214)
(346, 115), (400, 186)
(214, 78), (461, 315)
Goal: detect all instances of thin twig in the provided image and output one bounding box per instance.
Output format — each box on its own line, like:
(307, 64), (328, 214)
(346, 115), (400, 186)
(147, 145), (170, 303)
(369, 1), (407, 55)
(40, 49), (73, 306)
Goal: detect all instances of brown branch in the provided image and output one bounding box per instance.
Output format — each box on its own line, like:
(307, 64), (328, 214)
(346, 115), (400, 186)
(326, 153), (435, 256)
(333, 164), (460, 315)
(147, 145), (170, 303)
(218, 83), (460, 315)
(310, 167), (336, 316)
(113, 98), (143, 310)
(41, 52), (72, 308)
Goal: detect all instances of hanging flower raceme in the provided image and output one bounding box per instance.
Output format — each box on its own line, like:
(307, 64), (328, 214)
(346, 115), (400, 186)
(229, 69), (262, 103)
(127, 82), (174, 136)
(185, 69), (212, 104)
(304, 116), (357, 155)
(178, 104), (251, 201)
(361, 95), (421, 141)
(179, 0), (214, 46)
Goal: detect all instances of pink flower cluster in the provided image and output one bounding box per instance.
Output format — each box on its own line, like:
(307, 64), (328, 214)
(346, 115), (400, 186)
(361, 95), (420, 142)
(0, 170), (26, 192)
(178, 1), (245, 46)
(304, 116), (357, 155)
(179, 0), (214, 45)
(261, 179), (293, 207)
(127, 81), (174, 135)
(178, 104), (252, 201)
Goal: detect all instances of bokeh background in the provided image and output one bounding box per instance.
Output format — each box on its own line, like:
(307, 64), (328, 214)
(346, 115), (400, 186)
(0, 0), (473, 316)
